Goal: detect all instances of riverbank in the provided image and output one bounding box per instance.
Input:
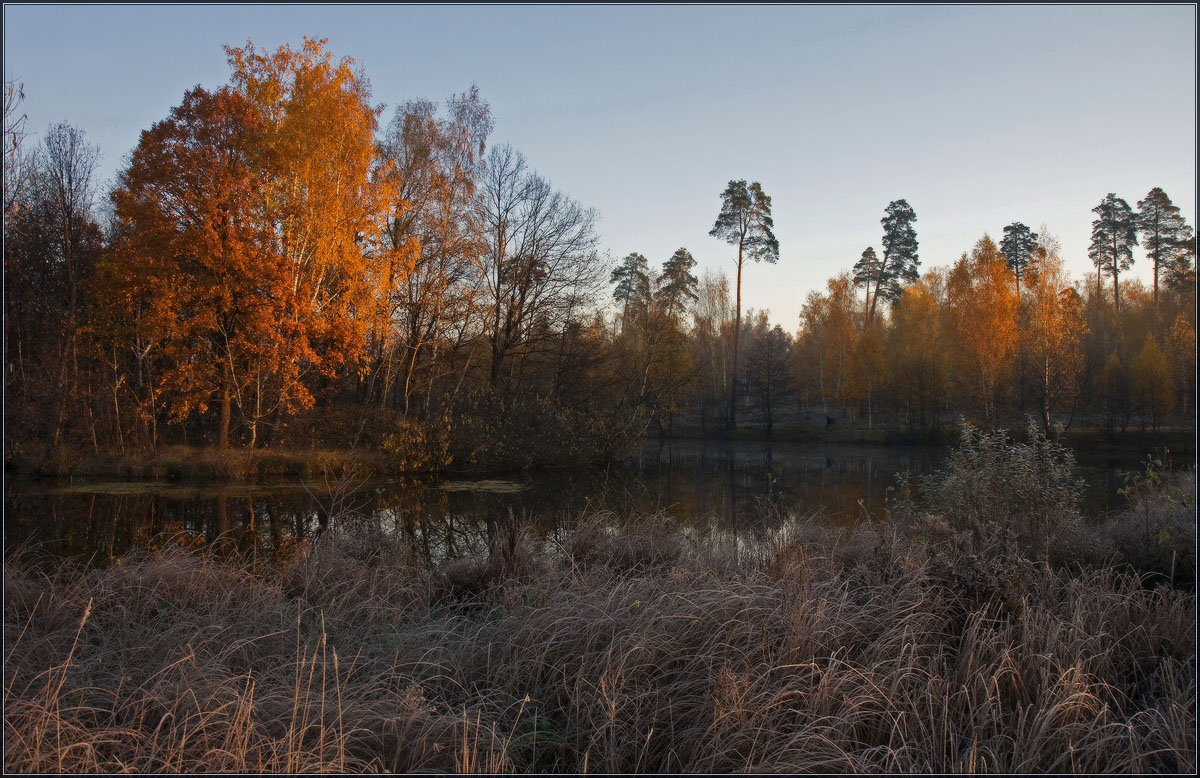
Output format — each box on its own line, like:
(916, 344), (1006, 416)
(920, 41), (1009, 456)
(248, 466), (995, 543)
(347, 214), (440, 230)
(7, 419), (1194, 483)
(655, 417), (1197, 453)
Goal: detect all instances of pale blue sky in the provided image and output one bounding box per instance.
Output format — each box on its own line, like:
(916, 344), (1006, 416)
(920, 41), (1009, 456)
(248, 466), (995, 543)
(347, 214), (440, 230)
(4, 4), (1196, 329)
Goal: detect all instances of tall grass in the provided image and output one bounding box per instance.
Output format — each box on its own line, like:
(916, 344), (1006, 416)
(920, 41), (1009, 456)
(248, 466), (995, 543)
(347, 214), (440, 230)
(5, 493), (1194, 773)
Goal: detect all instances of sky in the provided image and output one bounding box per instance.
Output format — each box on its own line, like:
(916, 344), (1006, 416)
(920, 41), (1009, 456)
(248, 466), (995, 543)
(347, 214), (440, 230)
(4, 4), (1196, 330)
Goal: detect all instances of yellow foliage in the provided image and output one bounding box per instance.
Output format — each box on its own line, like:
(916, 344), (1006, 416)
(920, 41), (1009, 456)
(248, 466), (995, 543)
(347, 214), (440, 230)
(947, 236), (1018, 419)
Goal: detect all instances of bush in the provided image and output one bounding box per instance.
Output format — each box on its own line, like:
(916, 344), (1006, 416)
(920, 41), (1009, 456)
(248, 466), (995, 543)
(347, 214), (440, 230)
(1095, 459), (1196, 587)
(895, 419), (1086, 560)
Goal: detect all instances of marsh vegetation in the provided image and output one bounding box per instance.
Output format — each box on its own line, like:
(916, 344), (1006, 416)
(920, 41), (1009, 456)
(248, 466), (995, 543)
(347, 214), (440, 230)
(4, 429), (1194, 773)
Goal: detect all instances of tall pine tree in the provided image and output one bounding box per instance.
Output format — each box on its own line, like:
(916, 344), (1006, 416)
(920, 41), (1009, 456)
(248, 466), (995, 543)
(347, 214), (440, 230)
(611, 251), (651, 330)
(1136, 187), (1193, 304)
(868, 199), (920, 322)
(1088, 193), (1137, 313)
(710, 180), (779, 429)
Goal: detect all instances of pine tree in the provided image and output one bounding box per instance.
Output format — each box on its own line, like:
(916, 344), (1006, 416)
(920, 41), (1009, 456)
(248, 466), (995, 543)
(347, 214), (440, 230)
(709, 179), (779, 428)
(655, 247), (698, 320)
(1000, 222), (1038, 297)
(1136, 187), (1193, 303)
(871, 199), (919, 321)
(852, 246), (883, 324)
(1088, 193), (1137, 313)
(610, 251), (651, 330)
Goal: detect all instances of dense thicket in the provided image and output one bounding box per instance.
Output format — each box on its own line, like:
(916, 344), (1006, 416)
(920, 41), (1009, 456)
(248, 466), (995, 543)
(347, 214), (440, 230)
(3, 41), (1196, 472)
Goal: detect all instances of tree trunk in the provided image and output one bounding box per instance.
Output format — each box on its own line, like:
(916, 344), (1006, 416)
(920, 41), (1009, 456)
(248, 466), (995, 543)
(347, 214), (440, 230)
(219, 376), (231, 448)
(729, 246), (743, 430)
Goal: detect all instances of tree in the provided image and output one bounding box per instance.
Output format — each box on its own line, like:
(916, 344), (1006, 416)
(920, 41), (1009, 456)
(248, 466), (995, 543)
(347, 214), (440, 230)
(743, 314), (792, 434)
(1088, 193), (1137, 313)
(610, 252), (651, 330)
(655, 247), (699, 320)
(1131, 336), (1172, 431)
(946, 236), (1018, 420)
(107, 86), (295, 448)
(1096, 353), (1131, 436)
(709, 179), (779, 428)
(1137, 187), (1193, 304)
(690, 270), (733, 430)
(3, 78), (28, 217)
(1021, 247), (1087, 432)
(797, 274), (858, 420)
(1167, 313), (1195, 416)
(1000, 222), (1038, 298)
(225, 37), (397, 432)
(885, 279), (947, 434)
(852, 246), (883, 324)
(476, 143), (602, 398)
(1166, 241), (1197, 293)
(5, 121), (103, 449)
(863, 199), (920, 322)
(36, 123), (101, 446)
(374, 87), (492, 415)
(848, 319), (886, 428)
(643, 304), (695, 434)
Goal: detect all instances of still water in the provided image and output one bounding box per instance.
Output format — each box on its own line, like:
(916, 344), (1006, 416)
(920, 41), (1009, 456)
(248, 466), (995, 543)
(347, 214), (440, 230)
(3, 439), (1148, 565)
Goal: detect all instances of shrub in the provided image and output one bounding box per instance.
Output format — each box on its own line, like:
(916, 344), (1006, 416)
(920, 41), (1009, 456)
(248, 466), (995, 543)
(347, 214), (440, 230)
(1095, 459), (1197, 587)
(895, 419), (1086, 560)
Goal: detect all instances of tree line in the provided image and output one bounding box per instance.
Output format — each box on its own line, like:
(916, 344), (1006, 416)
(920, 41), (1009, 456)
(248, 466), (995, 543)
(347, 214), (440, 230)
(3, 39), (1196, 472)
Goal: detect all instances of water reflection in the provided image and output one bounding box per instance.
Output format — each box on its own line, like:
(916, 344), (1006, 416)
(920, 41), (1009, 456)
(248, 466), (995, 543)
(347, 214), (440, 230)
(4, 440), (1151, 565)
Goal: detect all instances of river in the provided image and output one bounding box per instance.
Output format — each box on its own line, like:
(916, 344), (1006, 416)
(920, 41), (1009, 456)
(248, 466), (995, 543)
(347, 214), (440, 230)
(2, 439), (1159, 565)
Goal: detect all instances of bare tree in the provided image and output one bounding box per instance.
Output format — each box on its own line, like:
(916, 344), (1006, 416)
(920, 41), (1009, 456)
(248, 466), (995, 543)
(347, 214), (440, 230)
(3, 78), (28, 217)
(476, 144), (603, 398)
(5, 121), (102, 448)
(374, 86), (492, 415)
(42, 123), (101, 445)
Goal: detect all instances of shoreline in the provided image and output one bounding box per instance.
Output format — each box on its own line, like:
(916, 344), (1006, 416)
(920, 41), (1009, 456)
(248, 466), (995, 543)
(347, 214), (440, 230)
(5, 422), (1194, 483)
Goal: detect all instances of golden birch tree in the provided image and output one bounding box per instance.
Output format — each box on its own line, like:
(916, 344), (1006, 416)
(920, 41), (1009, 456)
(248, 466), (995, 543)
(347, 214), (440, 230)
(1021, 248), (1087, 432)
(946, 236), (1019, 420)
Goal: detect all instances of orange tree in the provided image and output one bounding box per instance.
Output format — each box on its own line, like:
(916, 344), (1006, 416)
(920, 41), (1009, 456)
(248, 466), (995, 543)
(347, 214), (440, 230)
(106, 39), (397, 448)
(225, 38), (399, 440)
(946, 236), (1019, 421)
(1020, 249), (1087, 433)
(106, 86), (298, 448)
(884, 279), (948, 435)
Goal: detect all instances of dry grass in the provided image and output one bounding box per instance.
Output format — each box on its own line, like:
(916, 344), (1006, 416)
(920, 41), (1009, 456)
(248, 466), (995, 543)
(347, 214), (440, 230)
(5, 501), (1194, 774)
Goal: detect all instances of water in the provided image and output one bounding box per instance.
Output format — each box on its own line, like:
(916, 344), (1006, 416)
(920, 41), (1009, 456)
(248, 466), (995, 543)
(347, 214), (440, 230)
(2, 439), (1152, 565)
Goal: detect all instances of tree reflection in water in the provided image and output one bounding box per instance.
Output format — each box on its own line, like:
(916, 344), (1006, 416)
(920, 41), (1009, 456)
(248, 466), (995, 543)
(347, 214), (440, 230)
(5, 439), (1138, 565)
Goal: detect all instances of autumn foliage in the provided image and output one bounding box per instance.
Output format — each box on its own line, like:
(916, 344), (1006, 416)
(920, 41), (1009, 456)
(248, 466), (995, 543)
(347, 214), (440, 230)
(2, 38), (1195, 471)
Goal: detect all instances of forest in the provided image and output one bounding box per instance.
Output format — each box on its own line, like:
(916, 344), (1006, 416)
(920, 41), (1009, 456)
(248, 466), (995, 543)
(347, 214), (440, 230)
(4, 38), (1196, 476)
(4, 35), (1197, 774)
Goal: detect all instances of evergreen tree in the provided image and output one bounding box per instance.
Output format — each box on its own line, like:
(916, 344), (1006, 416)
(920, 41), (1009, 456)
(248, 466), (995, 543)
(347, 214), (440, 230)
(1088, 193), (1137, 313)
(870, 199), (920, 321)
(655, 247), (698, 320)
(610, 251), (651, 328)
(852, 246), (883, 324)
(1136, 187), (1193, 303)
(1000, 221), (1038, 297)
(1166, 238), (1196, 293)
(709, 179), (779, 428)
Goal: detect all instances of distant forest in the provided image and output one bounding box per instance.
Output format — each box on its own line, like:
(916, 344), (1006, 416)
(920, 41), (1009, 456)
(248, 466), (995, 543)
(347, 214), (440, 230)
(4, 39), (1196, 472)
